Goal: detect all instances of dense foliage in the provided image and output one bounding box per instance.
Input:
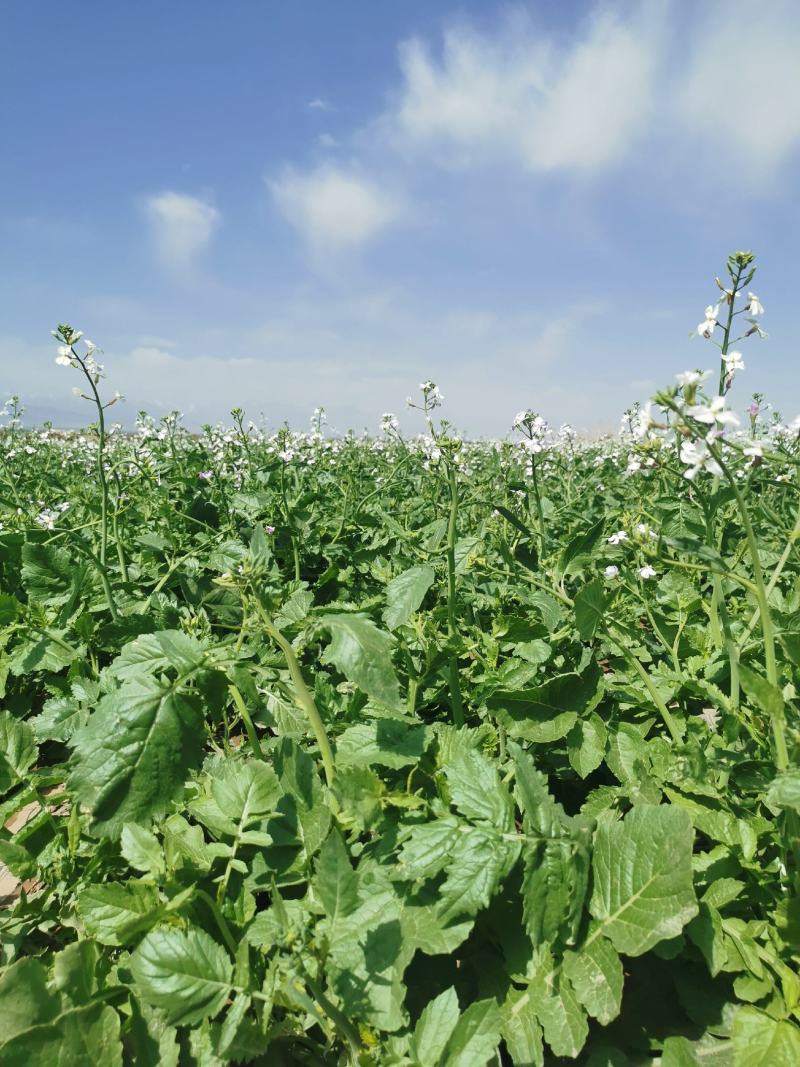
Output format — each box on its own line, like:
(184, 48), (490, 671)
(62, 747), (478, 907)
(0, 254), (798, 1064)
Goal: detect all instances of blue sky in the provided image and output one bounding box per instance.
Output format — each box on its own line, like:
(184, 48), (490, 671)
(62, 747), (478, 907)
(3, 0), (800, 434)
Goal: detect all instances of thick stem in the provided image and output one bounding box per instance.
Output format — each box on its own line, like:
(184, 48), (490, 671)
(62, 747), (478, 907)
(253, 597), (335, 785)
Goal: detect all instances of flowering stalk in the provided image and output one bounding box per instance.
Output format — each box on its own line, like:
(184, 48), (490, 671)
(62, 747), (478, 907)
(52, 325), (121, 618)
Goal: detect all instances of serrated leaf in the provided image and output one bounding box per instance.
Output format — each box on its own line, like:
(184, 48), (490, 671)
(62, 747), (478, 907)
(336, 720), (429, 770)
(562, 936), (623, 1025)
(529, 964), (589, 1058)
(383, 564), (436, 630)
(130, 928), (233, 1027)
(121, 824), (166, 878)
(315, 829), (359, 928)
(442, 745), (513, 830)
(77, 881), (163, 946)
(501, 985), (544, 1067)
(590, 804), (698, 956)
(0, 711), (37, 781)
(567, 713), (607, 778)
(317, 613), (402, 709)
(68, 676), (206, 837)
(211, 759), (281, 823)
(766, 771), (800, 814)
(110, 630), (207, 681)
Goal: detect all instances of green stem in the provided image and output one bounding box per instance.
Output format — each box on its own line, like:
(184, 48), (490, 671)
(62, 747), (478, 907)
(603, 624), (683, 743)
(253, 596), (335, 786)
(445, 462), (464, 727)
(229, 684), (264, 760)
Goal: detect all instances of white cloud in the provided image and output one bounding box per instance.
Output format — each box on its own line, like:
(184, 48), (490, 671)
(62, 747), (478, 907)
(389, 9), (662, 173)
(674, 0), (800, 183)
(144, 192), (220, 272)
(269, 165), (403, 253)
(307, 97), (333, 112)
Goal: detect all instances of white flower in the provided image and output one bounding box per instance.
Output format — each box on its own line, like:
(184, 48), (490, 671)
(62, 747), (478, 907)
(687, 395), (740, 427)
(680, 439), (722, 480)
(419, 381), (443, 407)
(697, 304), (720, 338)
(636, 523), (658, 539)
(607, 530), (628, 544)
(604, 565), (620, 579)
(55, 346), (77, 367)
(723, 351), (745, 372)
(743, 441), (764, 462)
(745, 293), (764, 316)
(638, 565), (657, 579)
(676, 369), (712, 388)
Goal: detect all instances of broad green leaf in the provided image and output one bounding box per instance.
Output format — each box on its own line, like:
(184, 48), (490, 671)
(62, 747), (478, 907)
(53, 940), (98, 1006)
(562, 936), (624, 1025)
(68, 676), (206, 837)
(211, 759), (281, 823)
(558, 518), (605, 576)
(529, 964), (589, 1059)
(335, 720), (429, 770)
(383, 564), (436, 630)
(0, 711), (37, 781)
(314, 829), (359, 929)
(111, 630), (207, 681)
(567, 713), (608, 778)
(0, 958), (59, 1041)
(574, 578), (608, 640)
(0, 1002), (123, 1066)
(121, 824), (166, 878)
(20, 542), (80, 605)
(488, 665), (600, 743)
(411, 987), (459, 1065)
(731, 1006), (800, 1066)
(590, 804), (698, 956)
(439, 826), (520, 920)
(766, 771), (800, 814)
(442, 744), (513, 830)
(440, 998), (502, 1067)
(77, 881), (163, 946)
(501, 985), (544, 1067)
(317, 612), (402, 709)
(130, 928), (233, 1027)
(739, 664), (784, 722)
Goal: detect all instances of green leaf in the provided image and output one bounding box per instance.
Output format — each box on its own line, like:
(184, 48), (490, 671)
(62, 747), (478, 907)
(440, 998), (502, 1067)
(77, 881), (163, 946)
(489, 665), (600, 743)
(53, 941), (99, 1006)
(383, 564), (436, 630)
(590, 804), (698, 956)
(574, 579), (608, 641)
(335, 720), (429, 770)
(68, 676), (206, 837)
(0, 1003), (123, 1067)
(501, 985), (544, 1067)
(0, 958), (59, 1042)
(739, 664), (784, 721)
(121, 824), (166, 879)
(211, 759), (281, 823)
(111, 630), (207, 681)
(766, 771), (800, 814)
(0, 711), (37, 782)
(21, 542), (80, 605)
(731, 1006), (800, 1066)
(317, 613), (402, 709)
(567, 713), (607, 778)
(130, 928), (233, 1027)
(529, 964), (589, 1059)
(562, 936), (624, 1025)
(411, 987), (459, 1065)
(442, 744), (514, 831)
(315, 829), (359, 929)
(558, 518), (605, 577)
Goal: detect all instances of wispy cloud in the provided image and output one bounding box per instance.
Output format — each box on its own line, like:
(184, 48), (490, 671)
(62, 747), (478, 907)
(673, 0), (800, 186)
(268, 165), (404, 256)
(386, 8), (662, 173)
(144, 192), (220, 273)
(307, 97), (334, 112)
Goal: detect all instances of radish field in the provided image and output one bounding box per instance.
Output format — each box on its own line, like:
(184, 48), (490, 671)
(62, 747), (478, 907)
(0, 254), (799, 1065)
